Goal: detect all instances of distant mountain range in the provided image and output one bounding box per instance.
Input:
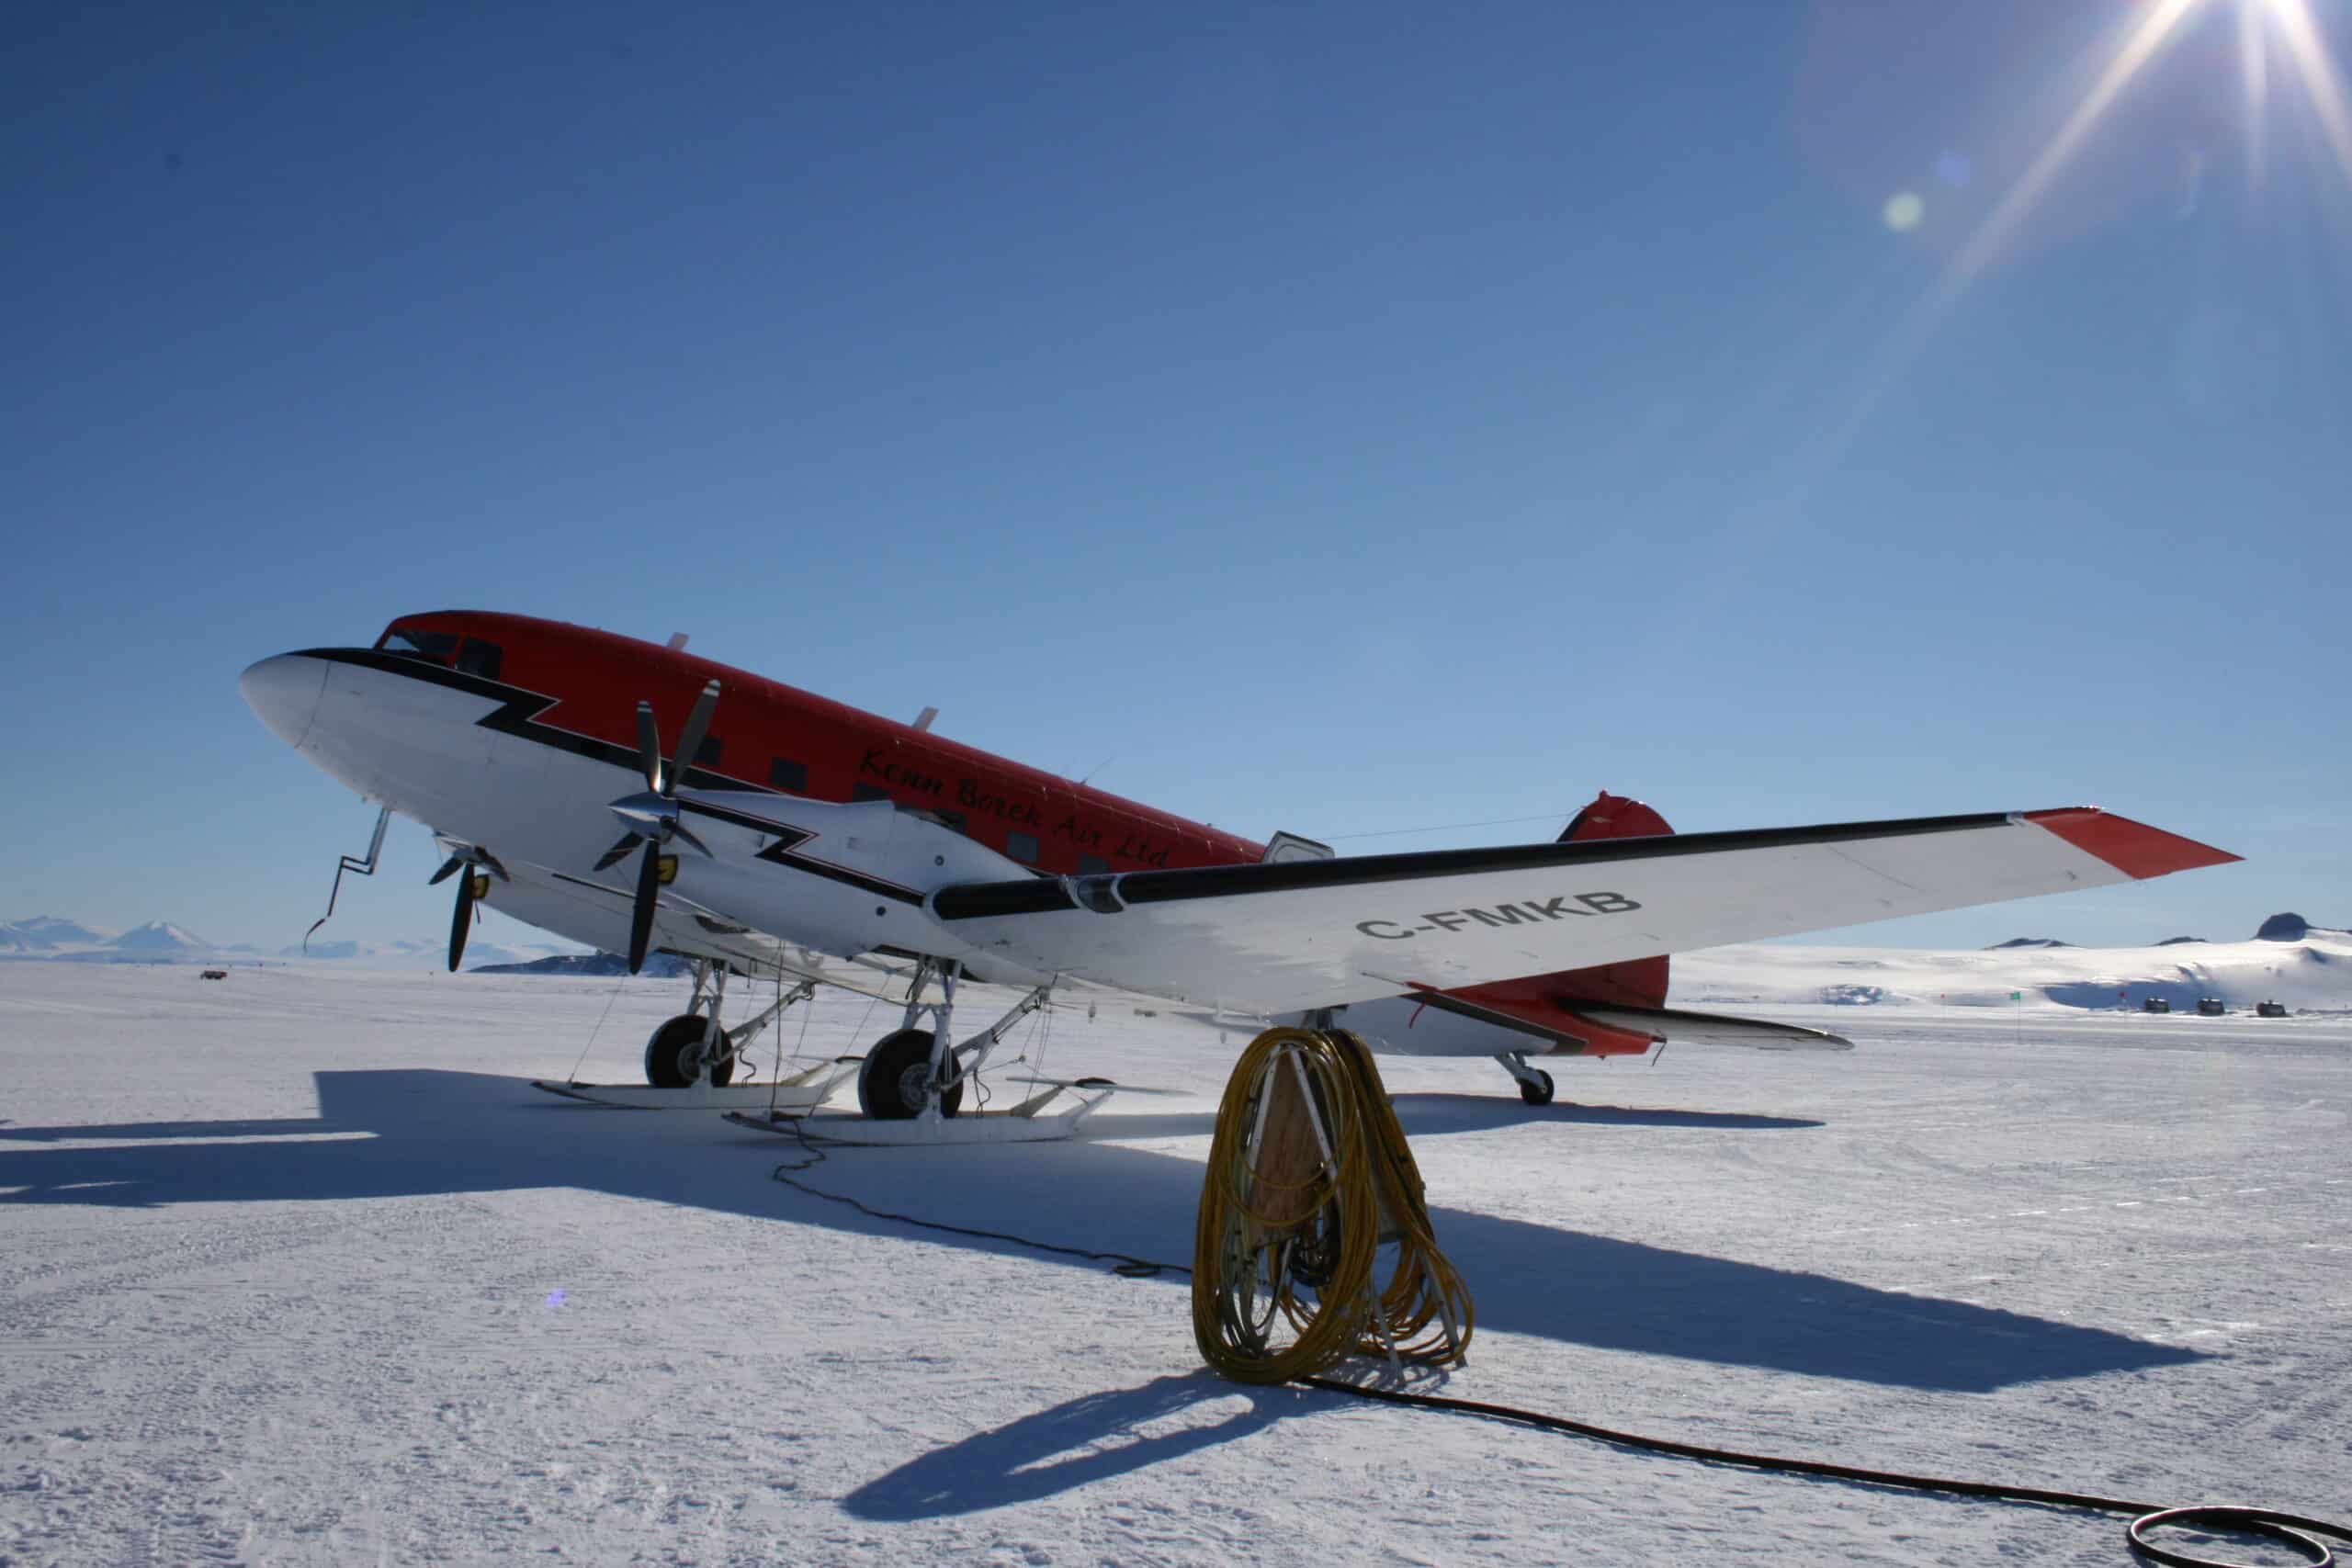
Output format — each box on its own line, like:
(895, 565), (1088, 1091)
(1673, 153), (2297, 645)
(0, 917), (240, 959)
(472, 953), (694, 978)
(0, 916), (114, 951)
(0, 914), (579, 969)
(286, 938), (540, 967)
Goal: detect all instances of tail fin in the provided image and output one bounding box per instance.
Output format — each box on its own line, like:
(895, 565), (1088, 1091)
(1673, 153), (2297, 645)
(1442, 791), (1673, 1051)
(1459, 792), (1863, 1057)
(1551, 790), (1671, 1010)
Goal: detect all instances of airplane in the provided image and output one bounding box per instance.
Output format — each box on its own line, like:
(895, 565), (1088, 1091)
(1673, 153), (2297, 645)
(240, 611), (2239, 1128)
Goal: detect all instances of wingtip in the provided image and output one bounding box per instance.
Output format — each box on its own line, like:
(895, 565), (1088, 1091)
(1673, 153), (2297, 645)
(2023, 807), (2242, 879)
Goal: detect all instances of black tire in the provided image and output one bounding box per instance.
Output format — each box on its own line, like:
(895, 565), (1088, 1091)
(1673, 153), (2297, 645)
(1519, 1068), (1555, 1107)
(857, 1027), (964, 1120)
(643, 1014), (736, 1089)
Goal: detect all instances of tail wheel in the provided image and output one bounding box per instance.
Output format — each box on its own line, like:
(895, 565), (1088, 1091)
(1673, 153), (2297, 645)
(1519, 1068), (1555, 1107)
(643, 1014), (735, 1089)
(857, 1027), (964, 1120)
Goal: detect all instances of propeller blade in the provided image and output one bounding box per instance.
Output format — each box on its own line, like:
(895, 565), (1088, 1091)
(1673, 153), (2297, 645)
(593, 832), (643, 873)
(428, 853), (467, 886)
(634, 701), (662, 794)
(448, 868), (477, 972)
(628, 840), (662, 975)
(671, 819), (714, 858)
(667, 680), (721, 797)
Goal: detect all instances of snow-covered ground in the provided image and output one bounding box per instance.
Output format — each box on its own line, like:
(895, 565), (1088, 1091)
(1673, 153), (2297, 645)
(3, 957), (2346, 1565)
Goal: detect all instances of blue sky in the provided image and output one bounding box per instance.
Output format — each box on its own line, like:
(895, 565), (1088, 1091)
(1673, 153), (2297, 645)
(4, 0), (2346, 955)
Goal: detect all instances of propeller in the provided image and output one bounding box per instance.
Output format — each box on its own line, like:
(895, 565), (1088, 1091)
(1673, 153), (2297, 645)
(431, 849), (502, 972)
(592, 679), (721, 974)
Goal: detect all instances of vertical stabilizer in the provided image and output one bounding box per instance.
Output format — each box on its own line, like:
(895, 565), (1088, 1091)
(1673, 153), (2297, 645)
(1442, 791), (1675, 1045)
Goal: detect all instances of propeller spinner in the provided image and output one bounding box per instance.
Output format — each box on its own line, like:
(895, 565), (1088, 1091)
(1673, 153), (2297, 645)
(593, 679), (720, 973)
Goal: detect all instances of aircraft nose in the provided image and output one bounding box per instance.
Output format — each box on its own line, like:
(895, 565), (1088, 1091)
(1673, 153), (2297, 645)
(240, 653), (328, 748)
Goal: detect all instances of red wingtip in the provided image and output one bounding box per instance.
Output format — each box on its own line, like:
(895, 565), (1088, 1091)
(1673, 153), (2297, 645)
(2024, 808), (2241, 880)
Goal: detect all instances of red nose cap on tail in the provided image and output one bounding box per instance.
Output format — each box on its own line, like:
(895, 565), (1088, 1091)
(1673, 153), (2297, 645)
(1557, 790), (1673, 845)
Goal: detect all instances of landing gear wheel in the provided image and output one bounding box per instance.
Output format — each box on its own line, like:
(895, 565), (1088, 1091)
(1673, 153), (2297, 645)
(1519, 1068), (1555, 1107)
(643, 1014), (736, 1089)
(857, 1027), (964, 1120)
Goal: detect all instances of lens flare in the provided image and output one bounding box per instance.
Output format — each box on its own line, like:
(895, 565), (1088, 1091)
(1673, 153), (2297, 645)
(2259, 0), (2352, 185)
(1869, 0), (2346, 418)
(2240, 0), (2271, 184)
(1944, 0), (2203, 288)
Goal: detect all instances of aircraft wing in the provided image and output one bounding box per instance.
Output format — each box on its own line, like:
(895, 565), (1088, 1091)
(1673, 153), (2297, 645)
(929, 807), (2235, 1015)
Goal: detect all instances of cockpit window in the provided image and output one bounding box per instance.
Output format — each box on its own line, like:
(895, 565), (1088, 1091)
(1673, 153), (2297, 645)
(378, 626), (459, 662)
(455, 638), (503, 681)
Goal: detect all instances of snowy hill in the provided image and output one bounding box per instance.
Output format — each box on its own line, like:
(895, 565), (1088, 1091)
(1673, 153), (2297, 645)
(102, 920), (216, 955)
(1679, 931), (2352, 1013)
(2256, 911), (2349, 942)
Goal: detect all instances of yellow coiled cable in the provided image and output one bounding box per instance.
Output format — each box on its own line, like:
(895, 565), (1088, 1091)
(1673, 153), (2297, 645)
(1192, 1027), (1474, 1382)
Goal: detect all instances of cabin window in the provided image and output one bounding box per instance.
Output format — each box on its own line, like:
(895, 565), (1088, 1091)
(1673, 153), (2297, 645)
(454, 639), (503, 681)
(768, 758), (807, 793)
(379, 626), (458, 663)
(692, 736), (721, 769)
(1079, 854), (1111, 875)
(1007, 831), (1040, 866)
(852, 784), (888, 803)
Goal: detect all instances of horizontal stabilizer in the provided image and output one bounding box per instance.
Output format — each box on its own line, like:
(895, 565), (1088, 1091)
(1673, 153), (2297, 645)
(1561, 1004), (1853, 1052)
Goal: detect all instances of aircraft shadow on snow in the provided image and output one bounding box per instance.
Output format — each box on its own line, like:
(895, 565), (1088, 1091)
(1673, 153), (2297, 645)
(1, 1068), (2199, 1416)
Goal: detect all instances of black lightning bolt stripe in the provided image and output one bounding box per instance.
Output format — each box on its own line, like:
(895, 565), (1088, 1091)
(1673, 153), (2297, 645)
(676, 798), (924, 903)
(301, 649), (925, 904)
(297, 649), (765, 794)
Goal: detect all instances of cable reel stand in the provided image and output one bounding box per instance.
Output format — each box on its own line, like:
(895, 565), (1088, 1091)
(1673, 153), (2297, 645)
(1193, 1026), (1474, 1383)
